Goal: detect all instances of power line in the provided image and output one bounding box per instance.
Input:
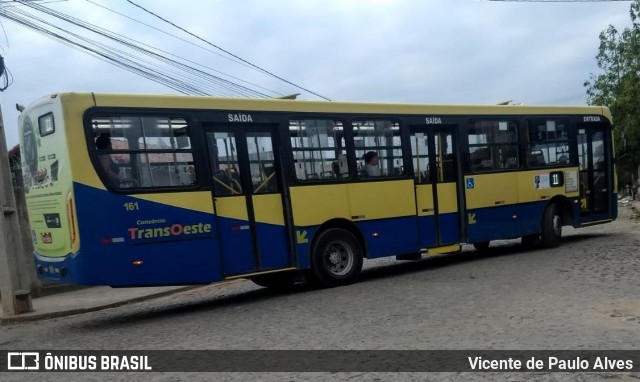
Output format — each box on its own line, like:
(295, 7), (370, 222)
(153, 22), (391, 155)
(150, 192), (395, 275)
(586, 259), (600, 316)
(1, 9), (208, 95)
(5, 1), (277, 98)
(83, 0), (283, 97)
(123, 0), (332, 101)
(19, 1), (272, 97)
(2, 6), (245, 97)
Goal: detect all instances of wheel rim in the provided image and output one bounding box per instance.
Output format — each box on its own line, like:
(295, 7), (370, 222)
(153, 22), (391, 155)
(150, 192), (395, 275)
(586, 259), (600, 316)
(324, 240), (354, 276)
(552, 214), (561, 237)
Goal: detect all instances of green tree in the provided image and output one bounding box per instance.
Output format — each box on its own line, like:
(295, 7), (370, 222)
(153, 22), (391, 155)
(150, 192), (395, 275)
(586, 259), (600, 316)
(584, 0), (640, 190)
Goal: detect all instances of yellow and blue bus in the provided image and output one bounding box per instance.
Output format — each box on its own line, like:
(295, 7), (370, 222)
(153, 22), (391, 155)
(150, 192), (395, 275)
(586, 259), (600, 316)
(19, 93), (617, 288)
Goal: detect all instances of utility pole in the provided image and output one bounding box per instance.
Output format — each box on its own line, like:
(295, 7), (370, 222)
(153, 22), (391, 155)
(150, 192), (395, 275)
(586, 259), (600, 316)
(0, 104), (32, 316)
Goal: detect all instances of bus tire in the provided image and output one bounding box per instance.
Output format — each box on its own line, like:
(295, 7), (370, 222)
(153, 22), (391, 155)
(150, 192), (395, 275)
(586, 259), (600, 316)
(473, 241), (490, 251)
(250, 272), (298, 290)
(521, 234), (540, 248)
(308, 228), (363, 288)
(541, 203), (562, 248)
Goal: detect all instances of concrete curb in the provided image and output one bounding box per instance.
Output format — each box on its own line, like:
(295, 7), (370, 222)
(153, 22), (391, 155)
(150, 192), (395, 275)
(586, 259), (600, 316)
(0, 285), (203, 325)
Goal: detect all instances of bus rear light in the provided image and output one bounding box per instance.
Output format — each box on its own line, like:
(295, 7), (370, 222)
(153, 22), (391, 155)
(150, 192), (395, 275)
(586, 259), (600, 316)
(101, 237), (124, 244)
(68, 198), (77, 245)
(132, 260), (143, 266)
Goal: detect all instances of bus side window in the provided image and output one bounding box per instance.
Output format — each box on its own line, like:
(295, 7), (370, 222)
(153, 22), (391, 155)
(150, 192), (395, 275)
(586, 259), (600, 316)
(353, 120), (404, 179)
(289, 119), (348, 181)
(527, 119), (570, 168)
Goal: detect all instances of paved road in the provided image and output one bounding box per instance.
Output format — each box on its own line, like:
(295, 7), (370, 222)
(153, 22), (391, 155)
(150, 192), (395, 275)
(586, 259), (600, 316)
(1, 204), (639, 381)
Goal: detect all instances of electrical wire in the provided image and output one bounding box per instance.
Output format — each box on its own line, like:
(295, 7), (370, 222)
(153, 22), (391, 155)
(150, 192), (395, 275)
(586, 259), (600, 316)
(0, 54), (13, 91)
(122, 0), (332, 100)
(0, 9), (213, 95)
(14, 1), (271, 97)
(83, 0), (283, 97)
(2, 2), (279, 98)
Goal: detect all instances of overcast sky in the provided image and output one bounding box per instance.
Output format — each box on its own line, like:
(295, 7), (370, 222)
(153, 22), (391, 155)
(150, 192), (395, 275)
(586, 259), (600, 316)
(0, 0), (632, 148)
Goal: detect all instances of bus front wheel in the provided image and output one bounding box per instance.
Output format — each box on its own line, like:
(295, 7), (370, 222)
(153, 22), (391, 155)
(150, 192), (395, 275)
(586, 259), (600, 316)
(541, 204), (562, 248)
(308, 228), (363, 288)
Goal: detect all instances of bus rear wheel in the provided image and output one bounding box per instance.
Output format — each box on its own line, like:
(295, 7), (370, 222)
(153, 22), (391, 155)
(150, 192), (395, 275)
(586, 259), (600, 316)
(541, 204), (562, 248)
(308, 228), (363, 288)
(250, 272), (298, 290)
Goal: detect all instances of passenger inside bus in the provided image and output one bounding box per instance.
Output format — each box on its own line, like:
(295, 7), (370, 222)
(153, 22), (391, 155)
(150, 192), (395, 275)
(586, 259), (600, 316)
(362, 151), (381, 177)
(95, 134), (127, 185)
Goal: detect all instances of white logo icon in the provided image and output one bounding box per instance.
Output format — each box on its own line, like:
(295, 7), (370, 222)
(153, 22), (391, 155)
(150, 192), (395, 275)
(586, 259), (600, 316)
(7, 352), (40, 370)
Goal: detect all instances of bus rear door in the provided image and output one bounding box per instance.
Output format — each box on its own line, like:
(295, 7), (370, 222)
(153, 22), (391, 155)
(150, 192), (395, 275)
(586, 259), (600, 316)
(205, 126), (293, 276)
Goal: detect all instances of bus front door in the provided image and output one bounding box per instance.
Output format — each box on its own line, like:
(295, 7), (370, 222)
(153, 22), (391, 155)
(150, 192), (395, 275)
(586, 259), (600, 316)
(411, 126), (462, 248)
(206, 127), (292, 276)
(577, 124), (613, 223)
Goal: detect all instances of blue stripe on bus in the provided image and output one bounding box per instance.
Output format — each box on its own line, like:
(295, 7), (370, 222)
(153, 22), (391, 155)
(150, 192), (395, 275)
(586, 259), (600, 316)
(36, 183), (222, 286)
(417, 215), (437, 248)
(215, 215), (255, 275)
(438, 212), (461, 245)
(255, 222), (290, 269)
(356, 217), (419, 259)
(466, 202), (546, 243)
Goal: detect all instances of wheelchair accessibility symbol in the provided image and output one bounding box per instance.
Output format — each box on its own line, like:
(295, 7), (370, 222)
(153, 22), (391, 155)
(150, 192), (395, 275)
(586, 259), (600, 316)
(466, 178), (475, 190)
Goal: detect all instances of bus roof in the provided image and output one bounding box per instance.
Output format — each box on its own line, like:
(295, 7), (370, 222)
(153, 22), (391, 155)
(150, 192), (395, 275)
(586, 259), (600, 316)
(39, 92), (611, 121)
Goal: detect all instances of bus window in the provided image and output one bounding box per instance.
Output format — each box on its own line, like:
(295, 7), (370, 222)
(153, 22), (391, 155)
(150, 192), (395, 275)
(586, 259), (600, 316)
(207, 132), (242, 195)
(410, 133), (430, 184)
(467, 120), (519, 172)
(38, 112), (55, 137)
(246, 132), (279, 194)
(91, 115), (196, 189)
(353, 120), (404, 178)
(289, 119), (348, 181)
(527, 119), (571, 168)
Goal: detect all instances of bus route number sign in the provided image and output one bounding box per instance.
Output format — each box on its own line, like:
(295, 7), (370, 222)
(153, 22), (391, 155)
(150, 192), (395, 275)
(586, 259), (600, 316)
(550, 171), (564, 187)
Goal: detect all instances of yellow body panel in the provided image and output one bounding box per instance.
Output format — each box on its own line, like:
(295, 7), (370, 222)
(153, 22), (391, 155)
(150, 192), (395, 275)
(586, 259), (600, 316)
(215, 196), (248, 221)
(88, 93), (609, 119)
(289, 184), (351, 226)
(290, 180), (415, 226)
(436, 183), (458, 213)
(464, 173), (519, 209)
(252, 194), (285, 226)
(134, 192), (214, 214)
(415, 184), (435, 216)
(516, 168), (580, 203)
(62, 94), (105, 191)
(347, 180), (415, 221)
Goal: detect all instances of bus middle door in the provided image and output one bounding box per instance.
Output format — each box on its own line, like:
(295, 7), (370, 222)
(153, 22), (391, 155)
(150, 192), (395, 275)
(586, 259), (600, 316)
(206, 127), (292, 276)
(410, 125), (461, 248)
